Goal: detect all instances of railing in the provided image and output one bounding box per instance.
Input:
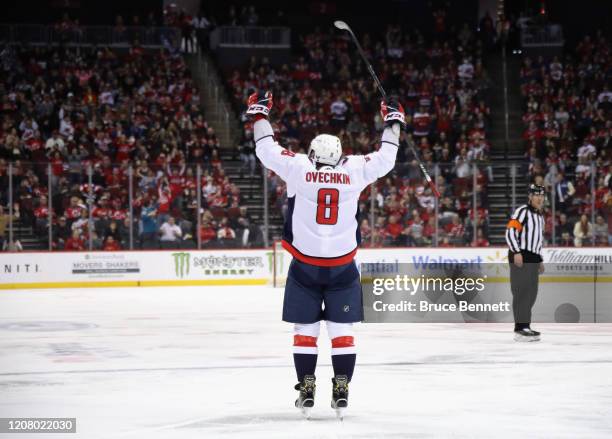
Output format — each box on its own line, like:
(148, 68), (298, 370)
(1, 160), (609, 252)
(2, 162), (212, 251)
(521, 24), (564, 47)
(210, 26), (290, 48)
(0, 24), (181, 49)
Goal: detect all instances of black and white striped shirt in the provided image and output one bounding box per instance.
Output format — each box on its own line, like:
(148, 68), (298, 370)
(505, 204), (544, 256)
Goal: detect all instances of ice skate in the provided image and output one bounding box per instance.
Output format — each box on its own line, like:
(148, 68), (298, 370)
(294, 375), (316, 418)
(331, 375), (349, 420)
(514, 328), (541, 342)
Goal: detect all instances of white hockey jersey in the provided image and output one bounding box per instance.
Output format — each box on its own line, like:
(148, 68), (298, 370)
(254, 119), (398, 266)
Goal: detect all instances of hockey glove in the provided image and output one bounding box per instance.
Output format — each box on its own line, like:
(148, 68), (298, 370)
(246, 90), (273, 120)
(380, 98), (405, 128)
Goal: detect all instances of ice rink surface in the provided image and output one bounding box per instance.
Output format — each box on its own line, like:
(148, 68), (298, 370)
(0, 286), (611, 439)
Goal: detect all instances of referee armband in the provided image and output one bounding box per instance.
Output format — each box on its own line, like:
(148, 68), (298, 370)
(505, 204), (544, 256)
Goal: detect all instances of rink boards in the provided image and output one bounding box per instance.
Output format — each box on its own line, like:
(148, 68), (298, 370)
(1, 247), (611, 322)
(1, 247), (611, 290)
(0, 249), (273, 289)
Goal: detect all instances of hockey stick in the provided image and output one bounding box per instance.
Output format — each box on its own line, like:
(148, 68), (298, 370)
(334, 20), (441, 198)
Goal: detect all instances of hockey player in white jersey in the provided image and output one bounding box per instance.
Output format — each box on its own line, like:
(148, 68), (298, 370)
(246, 90), (404, 418)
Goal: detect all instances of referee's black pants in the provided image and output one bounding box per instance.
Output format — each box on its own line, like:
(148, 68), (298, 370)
(509, 259), (540, 328)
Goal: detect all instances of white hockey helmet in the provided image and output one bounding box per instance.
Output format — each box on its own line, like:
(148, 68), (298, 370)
(308, 134), (342, 166)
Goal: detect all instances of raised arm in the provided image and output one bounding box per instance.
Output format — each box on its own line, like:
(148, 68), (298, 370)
(246, 90), (298, 181)
(349, 99), (404, 186)
(365, 125), (400, 183)
(253, 119), (296, 181)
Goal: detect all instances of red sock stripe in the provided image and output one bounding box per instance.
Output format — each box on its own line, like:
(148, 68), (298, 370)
(293, 335), (318, 347)
(331, 336), (354, 348)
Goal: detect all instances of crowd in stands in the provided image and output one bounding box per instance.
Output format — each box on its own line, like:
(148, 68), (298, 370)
(0, 43), (262, 251)
(230, 11), (495, 247)
(519, 30), (612, 246)
(2, 6), (611, 251)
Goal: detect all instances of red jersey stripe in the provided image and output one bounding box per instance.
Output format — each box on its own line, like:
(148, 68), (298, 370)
(281, 240), (357, 267)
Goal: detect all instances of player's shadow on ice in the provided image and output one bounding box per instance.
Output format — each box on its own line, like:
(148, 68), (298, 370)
(183, 412), (344, 427)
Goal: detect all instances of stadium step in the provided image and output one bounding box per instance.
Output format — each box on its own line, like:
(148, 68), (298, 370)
(487, 48), (528, 245)
(6, 220), (46, 250)
(185, 53), (285, 245)
(219, 157), (284, 245)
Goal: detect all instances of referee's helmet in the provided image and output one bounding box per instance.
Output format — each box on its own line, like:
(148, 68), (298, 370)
(527, 184), (545, 196)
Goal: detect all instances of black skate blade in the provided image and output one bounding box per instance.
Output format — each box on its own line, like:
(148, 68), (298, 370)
(514, 334), (540, 342)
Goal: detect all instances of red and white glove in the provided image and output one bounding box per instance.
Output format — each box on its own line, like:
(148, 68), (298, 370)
(246, 91), (273, 120)
(380, 98), (405, 127)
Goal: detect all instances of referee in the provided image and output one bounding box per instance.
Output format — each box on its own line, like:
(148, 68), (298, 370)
(505, 184), (545, 342)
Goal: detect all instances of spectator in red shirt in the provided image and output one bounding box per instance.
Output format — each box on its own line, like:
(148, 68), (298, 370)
(385, 215), (403, 246)
(522, 121), (542, 142)
(199, 219), (217, 247)
(157, 185), (173, 222)
(64, 230), (85, 251)
(33, 197), (52, 234)
(49, 151), (64, 187)
(412, 106), (431, 138)
(446, 216), (466, 245)
(115, 134), (134, 162)
(103, 236), (121, 251)
(167, 163), (186, 197)
(65, 197), (85, 223)
(471, 228), (490, 247)
(217, 217), (237, 248)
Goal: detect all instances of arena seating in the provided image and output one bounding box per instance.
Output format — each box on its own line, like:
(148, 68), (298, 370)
(3, 10), (610, 251)
(519, 32), (612, 246)
(0, 45), (260, 250)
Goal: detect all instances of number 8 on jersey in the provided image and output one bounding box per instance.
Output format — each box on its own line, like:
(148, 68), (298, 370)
(316, 188), (339, 225)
